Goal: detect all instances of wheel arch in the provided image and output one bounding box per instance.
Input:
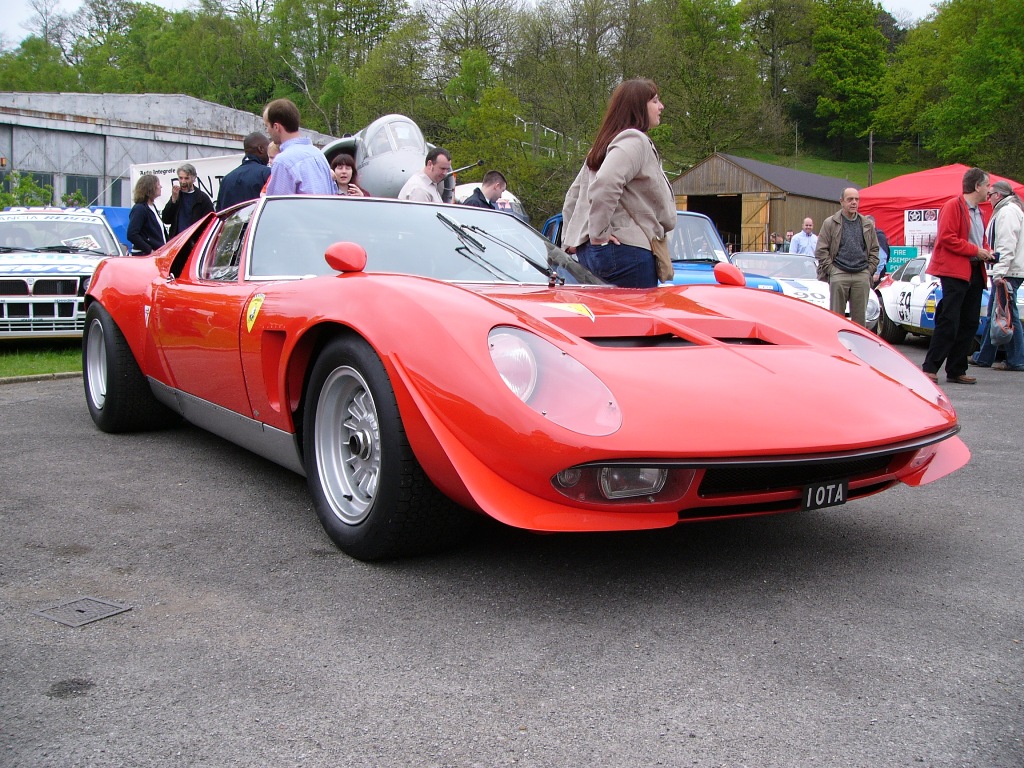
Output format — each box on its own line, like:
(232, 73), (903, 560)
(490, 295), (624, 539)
(285, 320), (477, 511)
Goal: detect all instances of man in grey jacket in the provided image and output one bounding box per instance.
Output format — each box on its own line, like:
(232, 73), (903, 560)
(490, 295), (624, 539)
(814, 188), (879, 327)
(971, 180), (1024, 370)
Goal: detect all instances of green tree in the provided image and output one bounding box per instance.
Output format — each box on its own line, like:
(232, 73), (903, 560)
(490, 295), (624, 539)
(923, 0), (1024, 178)
(655, 0), (763, 161)
(0, 171), (55, 207)
(0, 36), (79, 91)
(809, 0), (887, 151)
(270, 0), (405, 133)
(349, 14), (448, 137)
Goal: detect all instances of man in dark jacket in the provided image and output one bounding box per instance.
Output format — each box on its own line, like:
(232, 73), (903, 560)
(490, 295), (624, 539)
(462, 171), (507, 210)
(162, 163), (214, 237)
(216, 133), (272, 210)
(922, 167), (996, 384)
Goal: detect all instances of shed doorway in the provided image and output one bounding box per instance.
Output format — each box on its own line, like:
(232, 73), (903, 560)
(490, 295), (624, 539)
(683, 194), (742, 252)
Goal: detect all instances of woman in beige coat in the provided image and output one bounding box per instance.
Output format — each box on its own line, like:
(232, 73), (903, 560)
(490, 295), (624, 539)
(562, 78), (676, 287)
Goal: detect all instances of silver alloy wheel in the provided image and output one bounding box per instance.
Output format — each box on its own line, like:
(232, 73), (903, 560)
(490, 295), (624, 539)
(314, 365), (381, 526)
(85, 317), (107, 411)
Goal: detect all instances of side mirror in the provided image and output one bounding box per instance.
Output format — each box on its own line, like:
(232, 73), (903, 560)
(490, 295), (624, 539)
(324, 241), (367, 273)
(713, 262), (746, 287)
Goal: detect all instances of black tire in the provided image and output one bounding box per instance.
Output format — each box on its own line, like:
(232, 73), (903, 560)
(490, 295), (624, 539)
(302, 335), (464, 561)
(876, 302), (906, 344)
(82, 302), (176, 433)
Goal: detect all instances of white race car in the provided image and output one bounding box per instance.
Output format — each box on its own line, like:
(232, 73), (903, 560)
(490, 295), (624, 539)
(875, 256), (1024, 345)
(1, 207), (126, 339)
(731, 251), (879, 331)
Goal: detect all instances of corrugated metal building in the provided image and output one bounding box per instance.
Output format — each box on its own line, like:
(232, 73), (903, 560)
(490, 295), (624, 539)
(671, 153), (856, 252)
(0, 92), (333, 207)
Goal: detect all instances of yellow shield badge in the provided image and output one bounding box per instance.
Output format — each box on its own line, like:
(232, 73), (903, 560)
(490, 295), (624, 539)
(246, 294), (266, 332)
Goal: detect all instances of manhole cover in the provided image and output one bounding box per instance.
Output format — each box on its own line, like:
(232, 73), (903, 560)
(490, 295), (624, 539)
(33, 597), (131, 628)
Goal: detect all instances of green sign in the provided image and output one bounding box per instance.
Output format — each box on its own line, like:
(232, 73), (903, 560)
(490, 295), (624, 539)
(887, 245), (918, 275)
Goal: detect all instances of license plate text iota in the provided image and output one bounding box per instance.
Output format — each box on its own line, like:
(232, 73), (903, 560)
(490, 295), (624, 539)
(802, 480), (848, 510)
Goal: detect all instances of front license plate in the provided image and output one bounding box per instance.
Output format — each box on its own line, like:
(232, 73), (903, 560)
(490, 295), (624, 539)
(802, 479), (848, 510)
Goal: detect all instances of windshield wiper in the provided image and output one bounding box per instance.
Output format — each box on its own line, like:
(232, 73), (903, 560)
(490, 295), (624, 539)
(34, 244), (109, 256)
(436, 213), (521, 281)
(436, 212), (487, 251)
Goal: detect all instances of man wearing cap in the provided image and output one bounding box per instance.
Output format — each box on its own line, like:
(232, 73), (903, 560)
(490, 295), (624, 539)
(970, 180), (1024, 370)
(922, 167), (996, 384)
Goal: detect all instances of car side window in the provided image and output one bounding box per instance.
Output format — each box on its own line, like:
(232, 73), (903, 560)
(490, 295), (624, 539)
(199, 204), (254, 281)
(903, 259), (924, 281)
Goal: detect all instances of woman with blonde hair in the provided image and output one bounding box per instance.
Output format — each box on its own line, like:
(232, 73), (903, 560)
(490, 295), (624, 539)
(562, 78), (676, 287)
(126, 174), (166, 254)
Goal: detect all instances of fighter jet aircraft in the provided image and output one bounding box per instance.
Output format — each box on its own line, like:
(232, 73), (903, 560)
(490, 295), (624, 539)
(323, 114), (437, 199)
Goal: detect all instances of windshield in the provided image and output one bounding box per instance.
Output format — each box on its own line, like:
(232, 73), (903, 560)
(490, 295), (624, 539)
(0, 213), (121, 255)
(670, 213), (730, 264)
(247, 197), (604, 285)
(732, 253), (818, 279)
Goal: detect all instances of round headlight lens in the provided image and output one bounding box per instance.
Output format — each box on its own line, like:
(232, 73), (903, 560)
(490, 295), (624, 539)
(488, 330), (537, 401)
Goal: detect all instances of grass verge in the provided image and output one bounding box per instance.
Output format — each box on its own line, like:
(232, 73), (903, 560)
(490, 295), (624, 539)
(0, 340), (82, 378)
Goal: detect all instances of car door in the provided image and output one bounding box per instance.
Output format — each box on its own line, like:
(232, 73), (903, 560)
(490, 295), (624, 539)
(149, 204), (259, 416)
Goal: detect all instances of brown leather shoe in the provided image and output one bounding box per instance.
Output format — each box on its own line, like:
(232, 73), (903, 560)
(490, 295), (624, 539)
(946, 374), (977, 384)
(923, 370), (938, 382)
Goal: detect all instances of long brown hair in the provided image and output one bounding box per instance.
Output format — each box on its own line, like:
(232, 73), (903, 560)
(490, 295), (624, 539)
(586, 79), (659, 171)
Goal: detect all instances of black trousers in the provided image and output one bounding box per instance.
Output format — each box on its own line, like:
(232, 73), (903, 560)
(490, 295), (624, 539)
(923, 263), (985, 377)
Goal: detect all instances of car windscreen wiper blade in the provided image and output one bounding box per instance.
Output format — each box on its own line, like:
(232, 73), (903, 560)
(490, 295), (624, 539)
(436, 212), (487, 252)
(34, 244), (108, 256)
(436, 212), (522, 281)
(0, 245), (41, 252)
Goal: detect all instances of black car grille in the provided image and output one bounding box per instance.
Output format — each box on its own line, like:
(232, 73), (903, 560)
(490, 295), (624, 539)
(698, 454), (893, 496)
(33, 278), (81, 296)
(1, 277), (82, 297)
(0, 279), (30, 296)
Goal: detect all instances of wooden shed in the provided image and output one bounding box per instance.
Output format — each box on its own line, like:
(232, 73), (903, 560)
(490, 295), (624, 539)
(671, 153), (855, 252)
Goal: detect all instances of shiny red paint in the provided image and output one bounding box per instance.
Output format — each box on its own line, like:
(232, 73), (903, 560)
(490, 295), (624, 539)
(86, 198), (970, 534)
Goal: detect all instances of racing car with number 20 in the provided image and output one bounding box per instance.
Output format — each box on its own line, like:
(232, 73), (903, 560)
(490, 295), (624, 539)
(83, 195), (970, 560)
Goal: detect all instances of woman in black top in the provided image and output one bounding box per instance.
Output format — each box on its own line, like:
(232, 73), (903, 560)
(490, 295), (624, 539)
(127, 174), (166, 254)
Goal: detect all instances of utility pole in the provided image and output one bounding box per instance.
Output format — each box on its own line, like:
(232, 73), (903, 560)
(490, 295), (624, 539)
(868, 130), (874, 187)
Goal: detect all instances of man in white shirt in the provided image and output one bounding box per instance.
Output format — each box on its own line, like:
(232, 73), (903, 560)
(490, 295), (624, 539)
(398, 148), (452, 203)
(789, 217), (818, 256)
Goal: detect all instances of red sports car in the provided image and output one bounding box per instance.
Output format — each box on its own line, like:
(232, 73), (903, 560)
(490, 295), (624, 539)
(83, 195), (969, 560)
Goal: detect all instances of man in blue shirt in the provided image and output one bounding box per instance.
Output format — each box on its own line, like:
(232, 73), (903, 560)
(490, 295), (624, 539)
(262, 99), (335, 196)
(789, 217), (818, 256)
(216, 132), (271, 210)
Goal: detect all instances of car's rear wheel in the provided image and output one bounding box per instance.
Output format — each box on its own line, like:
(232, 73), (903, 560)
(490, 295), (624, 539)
(302, 336), (464, 560)
(876, 301), (906, 344)
(83, 302), (175, 433)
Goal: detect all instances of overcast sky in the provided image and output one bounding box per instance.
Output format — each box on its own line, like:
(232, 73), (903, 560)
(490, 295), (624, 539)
(1, 0), (939, 48)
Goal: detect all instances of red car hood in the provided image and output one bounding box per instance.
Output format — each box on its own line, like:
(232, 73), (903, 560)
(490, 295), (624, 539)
(407, 281), (958, 460)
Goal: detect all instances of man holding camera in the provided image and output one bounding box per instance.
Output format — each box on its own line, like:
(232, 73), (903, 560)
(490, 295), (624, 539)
(162, 163), (214, 238)
(971, 180), (1024, 371)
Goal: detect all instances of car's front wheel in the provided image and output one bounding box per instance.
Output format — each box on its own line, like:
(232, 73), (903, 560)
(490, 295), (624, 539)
(302, 336), (463, 560)
(83, 302), (175, 433)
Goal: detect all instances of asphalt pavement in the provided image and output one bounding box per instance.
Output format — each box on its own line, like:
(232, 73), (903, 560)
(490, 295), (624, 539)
(1, 340), (1022, 767)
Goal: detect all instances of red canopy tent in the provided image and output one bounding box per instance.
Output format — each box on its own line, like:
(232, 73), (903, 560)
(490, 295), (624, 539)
(859, 164), (1024, 247)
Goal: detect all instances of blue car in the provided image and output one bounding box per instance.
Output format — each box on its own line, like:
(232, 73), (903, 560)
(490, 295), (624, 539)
(541, 212), (782, 292)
